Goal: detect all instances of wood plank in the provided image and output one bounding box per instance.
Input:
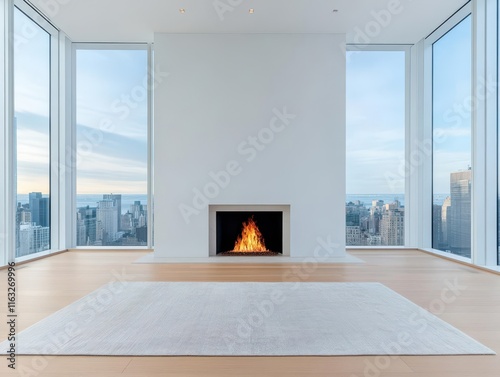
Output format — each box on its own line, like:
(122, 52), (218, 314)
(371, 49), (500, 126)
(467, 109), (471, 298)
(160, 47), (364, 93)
(0, 249), (499, 376)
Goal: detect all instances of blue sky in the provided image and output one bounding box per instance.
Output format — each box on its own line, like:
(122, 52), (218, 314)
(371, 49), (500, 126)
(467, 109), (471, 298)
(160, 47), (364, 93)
(346, 50), (406, 195)
(14, 8), (50, 195)
(75, 49), (148, 194)
(14, 5), (148, 195)
(15, 7), (472, 197)
(347, 15), (471, 196)
(432, 15), (472, 195)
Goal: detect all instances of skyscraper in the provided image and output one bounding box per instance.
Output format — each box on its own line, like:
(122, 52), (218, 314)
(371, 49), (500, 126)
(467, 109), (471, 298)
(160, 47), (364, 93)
(28, 192), (49, 227)
(77, 206), (97, 246)
(17, 223), (50, 257)
(380, 202), (404, 246)
(38, 197), (50, 227)
(433, 204), (442, 248)
(103, 194), (122, 230)
(29, 192), (42, 225)
(96, 200), (118, 245)
(449, 169), (471, 257)
(441, 196), (452, 247)
(346, 211), (362, 246)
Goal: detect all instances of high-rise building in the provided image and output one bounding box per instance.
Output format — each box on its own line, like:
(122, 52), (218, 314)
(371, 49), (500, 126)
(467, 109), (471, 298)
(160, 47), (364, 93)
(29, 192), (42, 225)
(103, 194), (122, 230)
(346, 212), (360, 227)
(77, 206), (97, 246)
(433, 204), (442, 248)
(366, 235), (382, 246)
(441, 196), (452, 247)
(380, 202), (405, 246)
(96, 200), (118, 245)
(17, 202), (31, 224)
(121, 212), (134, 231)
(17, 223), (50, 257)
(369, 208), (382, 235)
(76, 214), (87, 246)
(28, 193), (49, 227)
(130, 201), (144, 220)
(38, 197), (50, 227)
(136, 226), (148, 244)
(449, 169), (471, 257)
(346, 226), (363, 246)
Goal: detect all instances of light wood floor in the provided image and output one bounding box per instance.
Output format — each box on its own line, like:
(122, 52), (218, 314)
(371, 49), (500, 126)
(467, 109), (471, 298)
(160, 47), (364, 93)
(1, 249), (500, 377)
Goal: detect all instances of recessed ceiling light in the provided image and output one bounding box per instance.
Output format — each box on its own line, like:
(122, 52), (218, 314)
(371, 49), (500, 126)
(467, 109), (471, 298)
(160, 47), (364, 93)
(249, 8), (255, 14)
(179, 8), (186, 14)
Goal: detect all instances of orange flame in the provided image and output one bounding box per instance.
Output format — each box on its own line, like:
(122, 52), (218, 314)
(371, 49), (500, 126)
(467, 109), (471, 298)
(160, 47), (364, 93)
(233, 216), (268, 252)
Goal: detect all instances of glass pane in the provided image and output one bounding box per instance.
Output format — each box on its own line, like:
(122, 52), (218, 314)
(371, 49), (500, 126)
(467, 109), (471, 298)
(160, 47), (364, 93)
(14, 8), (51, 257)
(76, 49), (148, 247)
(346, 50), (406, 247)
(432, 15), (472, 258)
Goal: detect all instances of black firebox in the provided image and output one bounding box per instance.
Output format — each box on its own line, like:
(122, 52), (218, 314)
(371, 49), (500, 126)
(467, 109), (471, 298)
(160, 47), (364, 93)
(216, 211), (283, 254)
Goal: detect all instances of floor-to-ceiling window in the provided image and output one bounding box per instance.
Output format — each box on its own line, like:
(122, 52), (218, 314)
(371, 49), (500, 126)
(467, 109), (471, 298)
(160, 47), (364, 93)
(0, 0), (7, 266)
(498, 0), (500, 266)
(14, 6), (52, 257)
(431, 14), (472, 259)
(74, 46), (149, 247)
(346, 48), (407, 247)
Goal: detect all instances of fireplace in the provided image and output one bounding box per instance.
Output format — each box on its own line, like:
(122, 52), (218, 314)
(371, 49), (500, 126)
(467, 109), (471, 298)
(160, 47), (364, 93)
(209, 205), (290, 257)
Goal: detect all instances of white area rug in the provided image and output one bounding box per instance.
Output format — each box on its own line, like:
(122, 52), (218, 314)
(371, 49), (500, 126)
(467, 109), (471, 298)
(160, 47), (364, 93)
(1, 282), (494, 356)
(134, 253), (364, 264)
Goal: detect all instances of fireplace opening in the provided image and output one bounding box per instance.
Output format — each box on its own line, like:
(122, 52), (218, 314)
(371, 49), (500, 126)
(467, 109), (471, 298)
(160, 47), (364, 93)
(216, 211), (283, 255)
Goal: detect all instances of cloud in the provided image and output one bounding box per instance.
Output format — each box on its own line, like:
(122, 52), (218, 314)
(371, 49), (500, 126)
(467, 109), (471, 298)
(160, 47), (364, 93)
(434, 127), (471, 138)
(76, 123), (147, 165)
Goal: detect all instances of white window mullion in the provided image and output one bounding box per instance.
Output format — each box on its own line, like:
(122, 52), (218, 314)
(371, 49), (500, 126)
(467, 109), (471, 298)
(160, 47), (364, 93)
(147, 43), (154, 249)
(57, 32), (74, 249)
(2, 0), (15, 265)
(483, 0), (498, 266)
(421, 39), (433, 249)
(470, 0), (498, 267)
(471, 0), (488, 265)
(408, 39), (427, 249)
(50, 31), (60, 251)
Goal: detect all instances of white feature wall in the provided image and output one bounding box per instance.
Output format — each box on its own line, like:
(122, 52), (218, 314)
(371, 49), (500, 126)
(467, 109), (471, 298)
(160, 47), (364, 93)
(154, 33), (346, 258)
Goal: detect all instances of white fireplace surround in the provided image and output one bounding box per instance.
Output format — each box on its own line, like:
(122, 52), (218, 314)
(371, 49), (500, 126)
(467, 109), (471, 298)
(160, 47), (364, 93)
(209, 205), (291, 257)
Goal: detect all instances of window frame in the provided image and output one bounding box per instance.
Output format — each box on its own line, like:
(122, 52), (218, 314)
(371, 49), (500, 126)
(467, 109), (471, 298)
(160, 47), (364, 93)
(71, 43), (153, 249)
(11, 0), (60, 263)
(1, 0), (14, 267)
(345, 44), (412, 249)
(422, 0), (500, 268)
(423, 3), (473, 263)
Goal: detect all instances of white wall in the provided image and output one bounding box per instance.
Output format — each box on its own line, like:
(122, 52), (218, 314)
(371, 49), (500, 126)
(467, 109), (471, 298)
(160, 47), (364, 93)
(154, 33), (346, 258)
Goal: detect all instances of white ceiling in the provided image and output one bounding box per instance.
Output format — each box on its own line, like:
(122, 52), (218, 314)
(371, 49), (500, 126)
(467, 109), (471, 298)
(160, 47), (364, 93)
(30, 0), (468, 44)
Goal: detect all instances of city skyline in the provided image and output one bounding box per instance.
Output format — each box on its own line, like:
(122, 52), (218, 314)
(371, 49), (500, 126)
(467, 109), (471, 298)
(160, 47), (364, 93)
(76, 193), (148, 247)
(346, 198), (405, 247)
